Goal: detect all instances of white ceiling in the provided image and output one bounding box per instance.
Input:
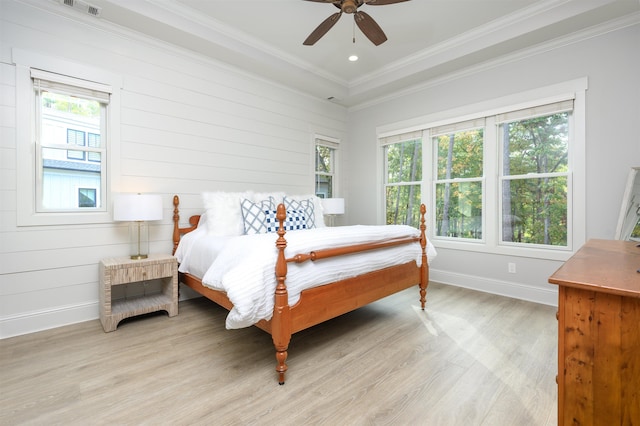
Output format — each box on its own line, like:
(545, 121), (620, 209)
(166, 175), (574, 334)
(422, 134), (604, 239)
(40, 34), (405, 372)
(59, 0), (640, 107)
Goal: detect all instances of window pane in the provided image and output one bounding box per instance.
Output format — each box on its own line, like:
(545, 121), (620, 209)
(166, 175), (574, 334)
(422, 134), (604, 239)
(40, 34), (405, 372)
(386, 139), (422, 183)
(386, 185), (421, 227)
(315, 143), (335, 198)
(435, 181), (482, 239)
(39, 89), (103, 211)
(502, 113), (569, 176)
(436, 129), (483, 180)
(316, 145), (332, 173)
(502, 177), (567, 246)
(88, 133), (101, 162)
(315, 174), (332, 199)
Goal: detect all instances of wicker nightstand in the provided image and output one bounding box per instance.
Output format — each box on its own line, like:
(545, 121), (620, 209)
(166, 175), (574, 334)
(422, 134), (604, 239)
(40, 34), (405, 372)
(99, 254), (178, 332)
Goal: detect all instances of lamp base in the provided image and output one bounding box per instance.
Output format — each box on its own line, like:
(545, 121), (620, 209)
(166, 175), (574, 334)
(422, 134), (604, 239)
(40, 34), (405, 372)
(129, 221), (150, 260)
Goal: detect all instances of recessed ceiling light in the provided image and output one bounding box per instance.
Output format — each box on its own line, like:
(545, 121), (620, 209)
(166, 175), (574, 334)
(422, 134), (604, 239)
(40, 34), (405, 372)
(348, 55), (359, 62)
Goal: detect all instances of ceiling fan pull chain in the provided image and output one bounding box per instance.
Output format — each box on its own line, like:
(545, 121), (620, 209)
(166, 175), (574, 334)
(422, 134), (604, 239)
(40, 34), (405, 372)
(353, 20), (356, 43)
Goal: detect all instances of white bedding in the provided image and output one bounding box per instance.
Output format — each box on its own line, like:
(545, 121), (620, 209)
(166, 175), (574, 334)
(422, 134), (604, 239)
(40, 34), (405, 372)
(176, 225), (437, 329)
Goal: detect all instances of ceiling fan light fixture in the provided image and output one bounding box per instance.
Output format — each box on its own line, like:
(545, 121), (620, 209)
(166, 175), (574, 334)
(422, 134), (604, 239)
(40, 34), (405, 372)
(348, 54), (359, 62)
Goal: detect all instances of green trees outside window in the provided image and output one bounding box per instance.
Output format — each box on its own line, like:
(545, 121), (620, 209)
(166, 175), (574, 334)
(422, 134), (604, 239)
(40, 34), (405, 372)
(383, 103), (572, 248)
(500, 113), (569, 246)
(384, 139), (421, 227)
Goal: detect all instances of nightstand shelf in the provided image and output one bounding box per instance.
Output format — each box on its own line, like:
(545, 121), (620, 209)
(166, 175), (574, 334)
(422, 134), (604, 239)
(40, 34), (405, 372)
(100, 254), (178, 332)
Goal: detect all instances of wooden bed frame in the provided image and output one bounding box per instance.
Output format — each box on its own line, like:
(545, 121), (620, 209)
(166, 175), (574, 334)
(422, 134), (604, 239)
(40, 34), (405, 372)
(172, 195), (430, 384)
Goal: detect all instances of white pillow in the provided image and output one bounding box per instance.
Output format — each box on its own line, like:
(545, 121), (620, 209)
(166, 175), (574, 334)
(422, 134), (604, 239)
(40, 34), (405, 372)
(201, 191), (252, 236)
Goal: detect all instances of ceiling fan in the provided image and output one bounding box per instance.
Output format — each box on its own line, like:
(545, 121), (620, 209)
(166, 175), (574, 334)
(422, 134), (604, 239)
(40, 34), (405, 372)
(303, 0), (410, 46)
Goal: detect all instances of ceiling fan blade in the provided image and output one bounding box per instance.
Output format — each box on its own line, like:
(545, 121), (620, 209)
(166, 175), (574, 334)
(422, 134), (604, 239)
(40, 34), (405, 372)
(303, 12), (342, 45)
(364, 0), (411, 5)
(354, 11), (387, 46)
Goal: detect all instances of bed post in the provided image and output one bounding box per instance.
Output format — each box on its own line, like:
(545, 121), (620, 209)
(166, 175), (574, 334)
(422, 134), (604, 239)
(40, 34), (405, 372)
(273, 203), (291, 385)
(419, 203), (429, 310)
(172, 195), (180, 255)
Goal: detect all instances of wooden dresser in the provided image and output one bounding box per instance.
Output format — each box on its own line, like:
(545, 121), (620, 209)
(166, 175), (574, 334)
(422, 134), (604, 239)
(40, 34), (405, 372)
(549, 239), (640, 426)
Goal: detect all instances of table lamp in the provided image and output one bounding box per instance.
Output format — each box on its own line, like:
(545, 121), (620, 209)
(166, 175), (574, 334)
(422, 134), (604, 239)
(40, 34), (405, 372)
(321, 198), (345, 227)
(113, 193), (163, 259)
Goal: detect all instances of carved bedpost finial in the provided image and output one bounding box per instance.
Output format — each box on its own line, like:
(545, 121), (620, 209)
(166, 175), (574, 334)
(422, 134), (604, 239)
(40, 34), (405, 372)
(172, 195), (180, 255)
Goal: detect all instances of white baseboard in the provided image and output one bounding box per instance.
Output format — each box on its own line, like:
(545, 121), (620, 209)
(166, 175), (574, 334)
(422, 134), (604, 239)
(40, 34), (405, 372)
(0, 285), (204, 339)
(1, 274), (556, 339)
(429, 269), (558, 307)
(0, 302), (99, 339)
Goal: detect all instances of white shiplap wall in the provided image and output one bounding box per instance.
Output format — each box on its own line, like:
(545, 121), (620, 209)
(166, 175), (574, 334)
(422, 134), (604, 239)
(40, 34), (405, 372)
(0, 0), (347, 338)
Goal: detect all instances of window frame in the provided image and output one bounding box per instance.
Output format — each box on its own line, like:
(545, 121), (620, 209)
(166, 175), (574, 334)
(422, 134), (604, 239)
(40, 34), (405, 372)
(13, 48), (122, 226)
(377, 78), (587, 261)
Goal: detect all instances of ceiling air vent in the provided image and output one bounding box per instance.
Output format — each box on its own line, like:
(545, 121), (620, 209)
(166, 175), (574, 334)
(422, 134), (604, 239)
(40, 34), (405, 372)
(59, 0), (102, 18)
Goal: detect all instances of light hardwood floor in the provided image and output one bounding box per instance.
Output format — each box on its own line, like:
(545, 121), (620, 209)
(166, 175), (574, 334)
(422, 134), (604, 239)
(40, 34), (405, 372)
(0, 282), (558, 425)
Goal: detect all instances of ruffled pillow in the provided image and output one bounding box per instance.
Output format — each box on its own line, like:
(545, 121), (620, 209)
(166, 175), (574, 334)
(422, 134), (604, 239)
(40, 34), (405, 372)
(201, 191), (252, 236)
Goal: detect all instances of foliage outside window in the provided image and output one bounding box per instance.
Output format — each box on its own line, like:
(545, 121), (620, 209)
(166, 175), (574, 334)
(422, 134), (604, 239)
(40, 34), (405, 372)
(500, 111), (570, 246)
(35, 73), (108, 212)
(315, 138), (338, 199)
(383, 133), (422, 228)
(433, 128), (483, 239)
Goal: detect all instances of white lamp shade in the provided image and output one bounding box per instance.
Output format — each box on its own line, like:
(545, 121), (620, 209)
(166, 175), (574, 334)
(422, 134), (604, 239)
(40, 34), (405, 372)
(321, 198), (345, 215)
(113, 194), (163, 221)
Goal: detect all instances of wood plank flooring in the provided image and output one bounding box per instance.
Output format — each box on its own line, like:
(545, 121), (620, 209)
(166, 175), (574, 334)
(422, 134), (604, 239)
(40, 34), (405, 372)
(0, 283), (558, 425)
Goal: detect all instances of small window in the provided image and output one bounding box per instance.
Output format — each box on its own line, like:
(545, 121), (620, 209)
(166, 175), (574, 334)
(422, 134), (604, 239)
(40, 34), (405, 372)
(34, 70), (109, 212)
(66, 129), (86, 160)
(78, 188), (97, 208)
(315, 137), (339, 199)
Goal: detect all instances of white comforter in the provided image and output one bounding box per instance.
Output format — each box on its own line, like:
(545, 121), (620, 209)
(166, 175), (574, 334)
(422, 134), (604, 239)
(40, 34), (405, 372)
(176, 225), (437, 329)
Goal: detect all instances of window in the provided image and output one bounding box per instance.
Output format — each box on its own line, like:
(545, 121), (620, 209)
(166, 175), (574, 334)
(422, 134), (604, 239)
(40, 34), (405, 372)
(78, 188), (97, 207)
(315, 137), (339, 198)
(432, 120), (484, 239)
(34, 70), (108, 212)
(381, 131), (422, 227)
(14, 48), (120, 226)
(377, 78), (586, 259)
(498, 102), (572, 246)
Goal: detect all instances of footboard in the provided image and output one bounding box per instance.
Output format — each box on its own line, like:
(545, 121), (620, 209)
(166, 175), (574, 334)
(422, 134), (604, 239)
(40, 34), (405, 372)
(271, 203), (429, 384)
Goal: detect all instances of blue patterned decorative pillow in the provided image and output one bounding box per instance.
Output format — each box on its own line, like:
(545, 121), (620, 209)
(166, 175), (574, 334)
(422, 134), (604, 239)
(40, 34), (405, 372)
(265, 209), (307, 233)
(241, 197), (275, 234)
(283, 196), (316, 228)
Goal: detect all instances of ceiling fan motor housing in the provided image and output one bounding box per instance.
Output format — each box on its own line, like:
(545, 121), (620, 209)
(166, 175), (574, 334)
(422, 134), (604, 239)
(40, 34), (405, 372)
(342, 0), (358, 14)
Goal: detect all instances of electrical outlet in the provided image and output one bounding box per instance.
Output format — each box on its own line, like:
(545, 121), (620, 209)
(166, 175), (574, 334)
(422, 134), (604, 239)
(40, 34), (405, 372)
(508, 262), (516, 273)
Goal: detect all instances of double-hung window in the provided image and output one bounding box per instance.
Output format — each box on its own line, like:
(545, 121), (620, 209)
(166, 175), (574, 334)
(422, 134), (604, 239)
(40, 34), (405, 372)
(33, 70), (109, 212)
(14, 49), (119, 227)
(497, 101), (572, 247)
(432, 119), (484, 240)
(381, 131), (422, 227)
(315, 136), (339, 199)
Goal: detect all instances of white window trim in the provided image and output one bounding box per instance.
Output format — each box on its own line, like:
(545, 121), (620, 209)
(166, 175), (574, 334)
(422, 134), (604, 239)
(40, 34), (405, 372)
(13, 48), (122, 226)
(377, 78), (587, 261)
